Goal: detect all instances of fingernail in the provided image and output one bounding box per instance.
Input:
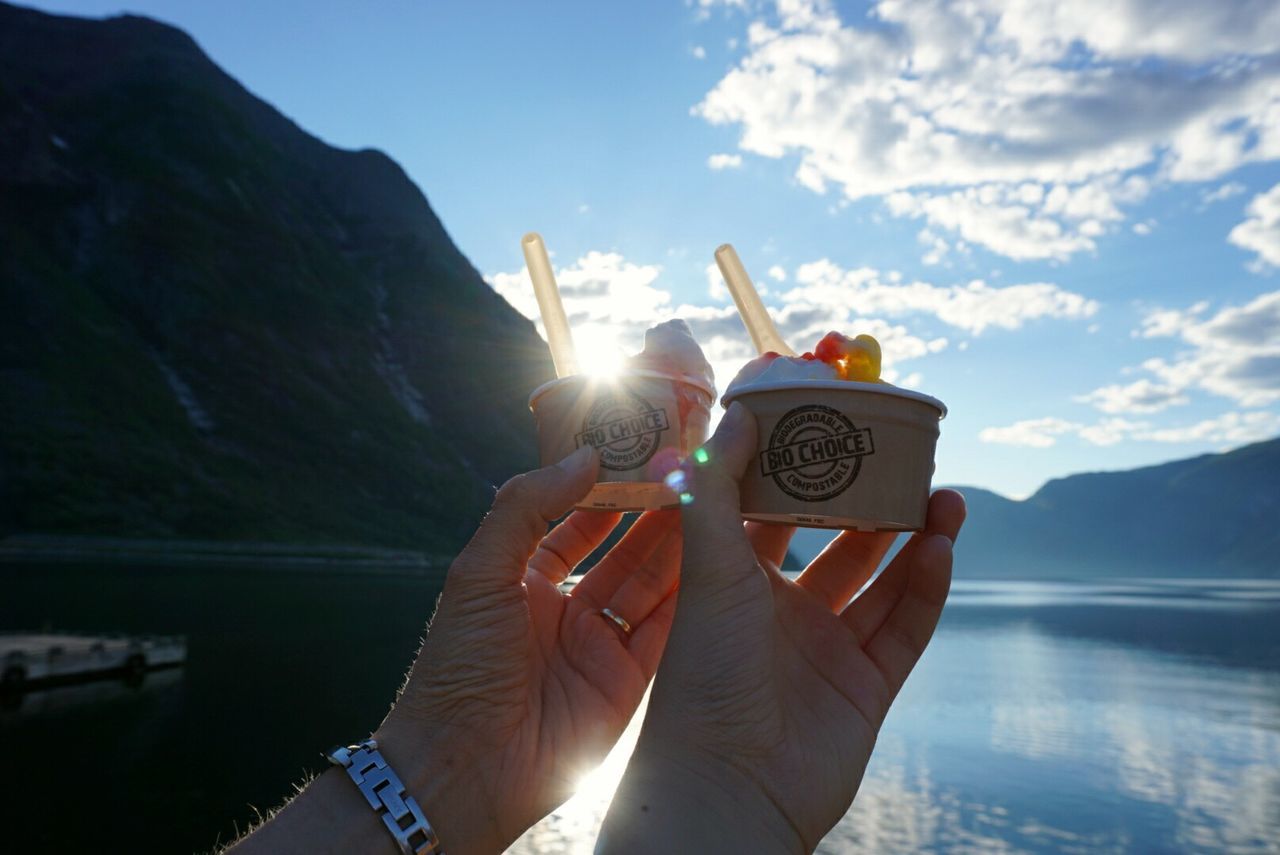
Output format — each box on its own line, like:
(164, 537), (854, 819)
(717, 401), (748, 437)
(558, 444), (596, 475)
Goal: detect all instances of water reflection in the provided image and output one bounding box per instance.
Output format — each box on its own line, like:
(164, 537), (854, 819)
(2, 567), (1275, 853)
(513, 580), (1280, 854)
(0, 667), (183, 718)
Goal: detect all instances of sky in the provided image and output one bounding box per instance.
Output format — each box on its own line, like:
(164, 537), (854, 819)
(25, 0), (1280, 498)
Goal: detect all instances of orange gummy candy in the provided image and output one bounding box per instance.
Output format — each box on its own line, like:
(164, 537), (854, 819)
(814, 331), (881, 382)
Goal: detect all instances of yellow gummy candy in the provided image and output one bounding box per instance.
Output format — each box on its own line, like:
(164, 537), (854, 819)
(836, 335), (881, 382)
(817, 331), (883, 382)
(850, 334), (881, 381)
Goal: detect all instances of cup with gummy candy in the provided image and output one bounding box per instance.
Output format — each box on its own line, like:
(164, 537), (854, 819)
(720, 331), (946, 531)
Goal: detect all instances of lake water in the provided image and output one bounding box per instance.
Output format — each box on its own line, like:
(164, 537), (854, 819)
(2, 566), (1277, 854)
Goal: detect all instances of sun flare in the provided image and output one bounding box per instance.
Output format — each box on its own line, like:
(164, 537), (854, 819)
(537, 694), (649, 836)
(572, 324), (629, 380)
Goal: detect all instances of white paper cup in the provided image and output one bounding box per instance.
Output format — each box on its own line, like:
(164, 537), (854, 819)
(530, 370), (714, 511)
(722, 380), (946, 531)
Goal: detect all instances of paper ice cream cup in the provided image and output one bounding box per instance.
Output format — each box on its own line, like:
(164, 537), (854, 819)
(530, 369), (714, 511)
(722, 380), (946, 531)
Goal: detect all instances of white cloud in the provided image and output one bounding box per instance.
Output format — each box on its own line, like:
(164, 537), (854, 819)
(678, 299), (947, 384)
(1201, 181), (1247, 204)
(491, 248), (1105, 403)
(886, 181), (1142, 261)
(918, 229), (951, 266)
(489, 250), (938, 393)
(706, 262), (729, 301)
(1075, 379), (1189, 415)
(979, 417), (1080, 448)
(1067, 289), (1280, 443)
(489, 252), (675, 371)
(1135, 290), (1280, 407)
(490, 251), (670, 327)
(1138, 410), (1280, 443)
(787, 259), (1098, 334)
(707, 152), (744, 170)
(1228, 181), (1280, 270)
(695, 0), (1280, 262)
(1136, 301), (1210, 339)
(987, 1), (1280, 63)
(691, 44), (707, 60)
(981, 409), (1280, 447)
(767, 264), (787, 282)
(1077, 417), (1151, 447)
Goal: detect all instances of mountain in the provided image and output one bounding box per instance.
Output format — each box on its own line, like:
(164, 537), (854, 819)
(0, 2), (555, 552)
(789, 437), (1280, 578)
(962, 436), (1280, 577)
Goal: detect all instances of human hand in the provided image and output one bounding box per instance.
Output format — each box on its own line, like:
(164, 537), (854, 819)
(375, 445), (681, 854)
(600, 403), (965, 853)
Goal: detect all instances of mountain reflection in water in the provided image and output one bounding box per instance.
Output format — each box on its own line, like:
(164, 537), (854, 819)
(513, 579), (1280, 854)
(1, 667), (183, 718)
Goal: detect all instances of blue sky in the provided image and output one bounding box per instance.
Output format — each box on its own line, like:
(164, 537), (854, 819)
(26, 0), (1280, 498)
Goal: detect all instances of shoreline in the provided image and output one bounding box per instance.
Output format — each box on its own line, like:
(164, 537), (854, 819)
(0, 535), (450, 579)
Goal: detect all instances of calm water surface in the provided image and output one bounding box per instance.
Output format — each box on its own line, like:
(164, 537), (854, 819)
(2, 567), (1277, 854)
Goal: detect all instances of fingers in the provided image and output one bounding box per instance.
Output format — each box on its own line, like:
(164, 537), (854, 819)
(600, 523), (681, 634)
(679, 401), (762, 593)
(745, 521), (795, 571)
(862, 533), (953, 704)
(628, 590), (678, 679)
(841, 489), (966, 645)
(451, 445), (599, 587)
(528, 510), (622, 584)
(572, 510), (680, 608)
(795, 530), (897, 612)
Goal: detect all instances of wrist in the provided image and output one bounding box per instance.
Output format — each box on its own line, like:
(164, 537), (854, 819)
(600, 736), (807, 854)
(373, 715), (503, 855)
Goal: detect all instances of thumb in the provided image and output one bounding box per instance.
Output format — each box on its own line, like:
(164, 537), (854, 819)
(679, 401), (760, 589)
(453, 444), (599, 586)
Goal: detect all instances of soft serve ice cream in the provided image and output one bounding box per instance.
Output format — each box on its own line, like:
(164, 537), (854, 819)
(629, 319), (716, 393)
(530, 319), (715, 511)
(721, 330), (945, 531)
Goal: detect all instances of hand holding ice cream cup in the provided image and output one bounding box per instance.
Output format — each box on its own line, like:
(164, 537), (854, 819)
(523, 233), (715, 511)
(714, 244), (947, 531)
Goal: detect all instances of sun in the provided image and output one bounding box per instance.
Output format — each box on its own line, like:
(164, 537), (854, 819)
(542, 693), (649, 833)
(572, 324), (629, 380)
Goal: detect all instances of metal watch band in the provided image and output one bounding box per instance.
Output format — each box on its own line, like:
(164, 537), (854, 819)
(325, 738), (444, 855)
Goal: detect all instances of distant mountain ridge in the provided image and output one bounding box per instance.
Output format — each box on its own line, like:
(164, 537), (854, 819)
(957, 436), (1280, 577)
(0, 2), (555, 551)
(790, 436), (1280, 577)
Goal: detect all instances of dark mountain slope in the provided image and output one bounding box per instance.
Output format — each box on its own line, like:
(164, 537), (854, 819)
(0, 2), (554, 551)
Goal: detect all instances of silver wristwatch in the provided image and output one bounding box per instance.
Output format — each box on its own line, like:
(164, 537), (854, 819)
(325, 738), (444, 855)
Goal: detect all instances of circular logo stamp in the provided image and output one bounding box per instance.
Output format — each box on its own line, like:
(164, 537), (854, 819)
(575, 386), (671, 471)
(760, 405), (875, 502)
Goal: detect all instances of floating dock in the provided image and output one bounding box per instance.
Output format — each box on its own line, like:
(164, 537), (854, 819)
(1, 633), (186, 691)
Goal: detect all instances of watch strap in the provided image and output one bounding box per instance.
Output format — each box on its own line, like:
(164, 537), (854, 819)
(325, 738), (443, 855)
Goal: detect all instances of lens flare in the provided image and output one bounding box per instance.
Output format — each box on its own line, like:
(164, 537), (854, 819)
(664, 465), (695, 505)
